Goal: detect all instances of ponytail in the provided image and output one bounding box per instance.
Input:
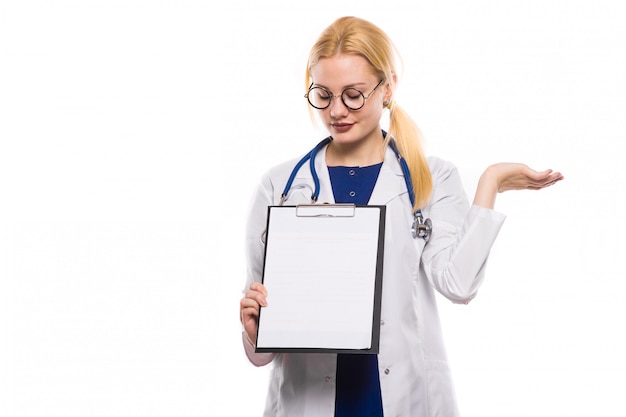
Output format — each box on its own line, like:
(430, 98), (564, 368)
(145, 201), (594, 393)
(384, 103), (432, 210)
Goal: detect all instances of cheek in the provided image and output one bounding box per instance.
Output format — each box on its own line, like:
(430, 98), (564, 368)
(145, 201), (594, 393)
(363, 105), (384, 123)
(316, 109), (332, 123)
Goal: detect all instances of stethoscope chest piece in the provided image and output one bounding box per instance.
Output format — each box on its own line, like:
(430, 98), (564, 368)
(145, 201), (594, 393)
(412, 211), (432, 242)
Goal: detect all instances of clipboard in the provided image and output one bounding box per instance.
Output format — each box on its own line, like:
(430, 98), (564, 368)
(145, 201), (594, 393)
(255, 204), (386, 354)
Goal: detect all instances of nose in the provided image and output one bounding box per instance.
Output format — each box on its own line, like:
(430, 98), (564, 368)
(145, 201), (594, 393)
(328, 95), (349, 118)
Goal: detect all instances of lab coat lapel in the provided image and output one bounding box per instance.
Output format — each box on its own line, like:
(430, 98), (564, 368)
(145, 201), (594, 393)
(369, 146), (408, 206)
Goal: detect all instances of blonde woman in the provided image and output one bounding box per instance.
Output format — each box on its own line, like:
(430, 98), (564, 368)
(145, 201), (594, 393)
(240, 16), (563, 417)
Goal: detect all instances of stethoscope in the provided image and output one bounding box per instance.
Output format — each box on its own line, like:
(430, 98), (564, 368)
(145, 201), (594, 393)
(276, 136), (432, 242)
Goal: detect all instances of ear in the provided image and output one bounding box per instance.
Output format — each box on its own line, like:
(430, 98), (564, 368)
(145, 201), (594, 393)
(384, 74), (397, 103)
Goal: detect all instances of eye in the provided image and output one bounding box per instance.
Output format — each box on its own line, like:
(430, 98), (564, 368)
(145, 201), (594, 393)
(344, 89), (362, 100)
(314, 89), (331, 100)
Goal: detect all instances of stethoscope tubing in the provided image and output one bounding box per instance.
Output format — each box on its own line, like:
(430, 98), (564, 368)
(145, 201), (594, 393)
(278, 135), (432, 241)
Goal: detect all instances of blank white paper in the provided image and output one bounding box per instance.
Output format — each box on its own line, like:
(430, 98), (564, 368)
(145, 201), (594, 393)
(256, 205), (383, 351)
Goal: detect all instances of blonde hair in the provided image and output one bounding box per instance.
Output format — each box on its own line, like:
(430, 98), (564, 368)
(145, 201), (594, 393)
(305, 16), (432, 209)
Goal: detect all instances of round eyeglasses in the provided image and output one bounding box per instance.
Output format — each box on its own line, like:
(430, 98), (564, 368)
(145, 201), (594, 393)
(304, 79), (384, 111)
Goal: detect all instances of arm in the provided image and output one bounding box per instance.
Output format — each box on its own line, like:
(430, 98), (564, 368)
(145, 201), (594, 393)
(422, 161), (563, 304)
(420, 164), (505, 304)
(239, 174), (277, 366)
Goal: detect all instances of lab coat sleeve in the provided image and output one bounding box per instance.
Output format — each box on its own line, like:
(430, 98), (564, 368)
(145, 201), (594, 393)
(241, 171), (277, 366)
(421, 159), (506, 304)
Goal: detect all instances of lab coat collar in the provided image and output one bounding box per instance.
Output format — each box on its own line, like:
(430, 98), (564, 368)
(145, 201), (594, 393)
(304, 143), (408, 205)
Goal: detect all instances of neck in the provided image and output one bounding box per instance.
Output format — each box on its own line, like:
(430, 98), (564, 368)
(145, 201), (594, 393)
(326, 134), (385, 167)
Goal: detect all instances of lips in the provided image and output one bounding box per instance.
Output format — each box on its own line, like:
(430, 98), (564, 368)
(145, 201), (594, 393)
(331, 123), (353, 133)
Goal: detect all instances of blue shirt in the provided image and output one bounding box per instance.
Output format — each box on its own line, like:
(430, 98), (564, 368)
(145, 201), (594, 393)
(328, 163), (384, 417)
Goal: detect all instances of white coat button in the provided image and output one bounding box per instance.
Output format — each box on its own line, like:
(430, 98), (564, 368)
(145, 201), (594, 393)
(325, 376), (332, 383)
(380, 320), (385, 326)
(384, 368), (390, 375)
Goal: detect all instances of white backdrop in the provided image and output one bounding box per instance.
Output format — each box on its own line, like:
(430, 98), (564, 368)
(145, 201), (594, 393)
(1, 1), (625, 416)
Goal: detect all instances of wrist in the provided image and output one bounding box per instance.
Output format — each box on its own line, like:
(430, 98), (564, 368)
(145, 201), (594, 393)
(473, 169), (499, 209)
(245, 330), (256, 347)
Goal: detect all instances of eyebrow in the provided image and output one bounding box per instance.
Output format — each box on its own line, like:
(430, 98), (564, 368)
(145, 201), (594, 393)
(312, 81), (368, 90)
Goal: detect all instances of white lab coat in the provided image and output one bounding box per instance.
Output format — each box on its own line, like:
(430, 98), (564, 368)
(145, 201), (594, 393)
(242, 143), (506, 417)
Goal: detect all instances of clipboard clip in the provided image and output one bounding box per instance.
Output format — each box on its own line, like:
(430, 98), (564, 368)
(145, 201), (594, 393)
(295, 203), (356, 218)
(260, 204), (360, 244)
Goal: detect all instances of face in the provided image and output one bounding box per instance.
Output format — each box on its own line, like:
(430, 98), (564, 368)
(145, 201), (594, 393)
(309, 54), (390, 147)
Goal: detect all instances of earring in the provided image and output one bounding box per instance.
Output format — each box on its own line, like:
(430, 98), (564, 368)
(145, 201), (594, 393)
(383, 100), (393, 110)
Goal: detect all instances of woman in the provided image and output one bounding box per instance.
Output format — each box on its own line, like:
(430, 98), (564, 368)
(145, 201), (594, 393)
(239, 16), (563, 417)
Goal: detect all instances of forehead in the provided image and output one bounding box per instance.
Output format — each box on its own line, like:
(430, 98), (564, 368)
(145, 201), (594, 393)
(310, 54), (376, 88)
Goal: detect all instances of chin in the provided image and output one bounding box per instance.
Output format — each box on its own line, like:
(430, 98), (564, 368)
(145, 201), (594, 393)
(329, 129), (358, 142)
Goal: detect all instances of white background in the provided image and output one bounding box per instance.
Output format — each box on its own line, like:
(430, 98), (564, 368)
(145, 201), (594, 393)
(1, 1), (625, 416)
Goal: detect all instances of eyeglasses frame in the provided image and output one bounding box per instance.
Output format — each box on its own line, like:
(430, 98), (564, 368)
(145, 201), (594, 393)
(304, 79), (385, 111)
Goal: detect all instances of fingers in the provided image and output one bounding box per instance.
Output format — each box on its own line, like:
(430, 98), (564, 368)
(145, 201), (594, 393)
(239, 282), (269, 345)
(527, 172), (564, 190)
(532, 168), (561, 181)
(239, 282), (268, 325)
(529, 169), (564, 188)
(250, 281), (268, 298)
(246, 282), (268, 307)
